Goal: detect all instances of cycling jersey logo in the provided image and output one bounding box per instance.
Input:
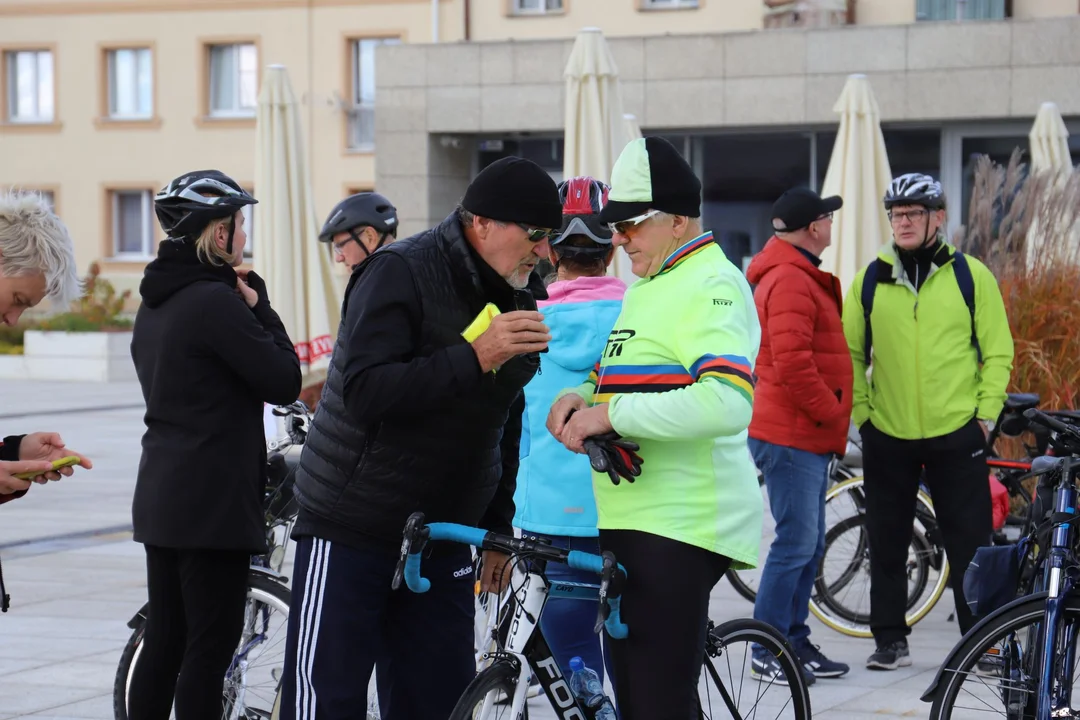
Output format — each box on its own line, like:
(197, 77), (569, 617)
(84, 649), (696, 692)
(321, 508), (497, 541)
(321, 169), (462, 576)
(604, 329), (636, 358)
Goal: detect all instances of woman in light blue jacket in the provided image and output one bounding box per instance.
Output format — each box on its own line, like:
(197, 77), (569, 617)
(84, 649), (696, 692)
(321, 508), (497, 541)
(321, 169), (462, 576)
(515, 176), (626, 683)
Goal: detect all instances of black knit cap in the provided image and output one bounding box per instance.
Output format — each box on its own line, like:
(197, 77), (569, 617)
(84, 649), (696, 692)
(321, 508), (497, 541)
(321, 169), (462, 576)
(599, 136), (702, 224)
(462, 156), (563, 230)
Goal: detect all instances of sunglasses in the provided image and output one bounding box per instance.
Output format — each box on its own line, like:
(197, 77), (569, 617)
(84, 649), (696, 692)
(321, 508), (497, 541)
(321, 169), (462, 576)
(515, 223), (556, 243)
(608, 209), (661, 236)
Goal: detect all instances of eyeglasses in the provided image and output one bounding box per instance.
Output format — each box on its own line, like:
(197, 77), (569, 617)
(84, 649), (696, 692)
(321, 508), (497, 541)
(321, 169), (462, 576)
(515, 223), (556, 243)
(889, 209), (930, 225)
(608, 209), (661, 236)
(816, 212), (834, 223)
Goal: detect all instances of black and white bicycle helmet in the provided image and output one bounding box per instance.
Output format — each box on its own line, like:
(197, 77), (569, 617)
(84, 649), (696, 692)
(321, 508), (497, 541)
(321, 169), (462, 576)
(154, 170), (257, 252)
(883, 173), (946, 211)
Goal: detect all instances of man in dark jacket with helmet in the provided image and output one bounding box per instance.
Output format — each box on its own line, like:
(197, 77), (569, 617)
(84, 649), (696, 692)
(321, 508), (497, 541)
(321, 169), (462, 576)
(318, 191), (399, 268)
(281, 157), (561, 720)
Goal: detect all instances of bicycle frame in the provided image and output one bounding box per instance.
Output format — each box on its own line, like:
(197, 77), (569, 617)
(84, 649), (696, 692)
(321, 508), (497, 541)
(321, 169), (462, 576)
(394, 515), (628, 719)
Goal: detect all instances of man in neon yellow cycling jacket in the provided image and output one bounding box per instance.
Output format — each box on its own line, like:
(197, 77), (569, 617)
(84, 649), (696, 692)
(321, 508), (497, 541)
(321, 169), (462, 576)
(842, 172), (1013, 672)
(547, 136), (763, 719)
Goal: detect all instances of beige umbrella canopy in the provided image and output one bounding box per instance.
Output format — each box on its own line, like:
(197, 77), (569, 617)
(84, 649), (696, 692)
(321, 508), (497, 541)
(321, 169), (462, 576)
(1030, 101), (1072, 174)
(254, 64), (341, 391)
(563, 26), (630, 185)
(623, 113), (642, 143)
(563, 27), (633, 282)
(818, 74), (894, 294)
(1026, 101), (1076, 265)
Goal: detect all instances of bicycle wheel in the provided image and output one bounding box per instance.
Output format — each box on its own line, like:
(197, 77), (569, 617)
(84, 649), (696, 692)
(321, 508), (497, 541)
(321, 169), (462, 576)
(114, 572), (291, 720)
(448, 660), (529, 720)
(699, 618), (811, 720)
(811, 476), (950, 638)
(725, 463), (860, 604)
(927, 593), (1080, 719)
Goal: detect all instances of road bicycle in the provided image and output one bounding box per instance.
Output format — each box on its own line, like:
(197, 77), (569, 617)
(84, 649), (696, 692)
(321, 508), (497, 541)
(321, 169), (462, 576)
(922, 408), (1080, 719)
(113, 401), (309, 720)
(394, 512), (813, 720)
(728, 393), (1069, 638)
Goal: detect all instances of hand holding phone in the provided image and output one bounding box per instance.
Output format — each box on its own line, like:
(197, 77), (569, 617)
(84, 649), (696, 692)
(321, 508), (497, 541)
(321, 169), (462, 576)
(12, 455), (82, 480)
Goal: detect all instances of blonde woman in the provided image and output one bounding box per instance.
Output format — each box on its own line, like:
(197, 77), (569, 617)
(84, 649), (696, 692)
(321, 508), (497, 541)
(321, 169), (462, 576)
(129, 170), (301, 720)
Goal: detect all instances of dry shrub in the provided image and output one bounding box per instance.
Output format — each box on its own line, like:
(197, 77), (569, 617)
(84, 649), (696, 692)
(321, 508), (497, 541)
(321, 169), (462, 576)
(954, 150), (1080, 459)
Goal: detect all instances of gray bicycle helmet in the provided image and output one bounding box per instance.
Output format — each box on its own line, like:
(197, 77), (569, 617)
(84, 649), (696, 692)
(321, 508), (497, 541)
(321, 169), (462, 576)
(883, 173), (946, 211)
(318, 192), (398, 242)
(154, 170), (257, 253)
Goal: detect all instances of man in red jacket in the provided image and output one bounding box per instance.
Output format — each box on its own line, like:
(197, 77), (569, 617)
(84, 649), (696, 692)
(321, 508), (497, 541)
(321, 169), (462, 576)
(745, 187), (854, 683)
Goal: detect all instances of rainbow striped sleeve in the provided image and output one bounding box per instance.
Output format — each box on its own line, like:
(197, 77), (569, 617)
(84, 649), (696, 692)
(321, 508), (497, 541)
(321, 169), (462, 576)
(586, 361), (600, 387)
(593, 364), (694, 404)
(690, 354), (754, 405)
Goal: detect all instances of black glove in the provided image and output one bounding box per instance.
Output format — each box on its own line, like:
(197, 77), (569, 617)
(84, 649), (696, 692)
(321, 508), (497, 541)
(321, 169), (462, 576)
(243, 270), (270, 307)
(583, 432), (644, 486)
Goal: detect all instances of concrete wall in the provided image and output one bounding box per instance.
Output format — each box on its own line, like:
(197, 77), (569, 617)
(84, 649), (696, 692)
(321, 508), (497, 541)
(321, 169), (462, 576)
(377, 14), (1080, 233)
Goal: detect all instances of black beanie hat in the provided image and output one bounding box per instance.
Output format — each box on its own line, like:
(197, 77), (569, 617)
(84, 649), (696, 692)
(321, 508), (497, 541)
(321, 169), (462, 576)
(599, 136), (702, 224)
(462, 157), (563, 230)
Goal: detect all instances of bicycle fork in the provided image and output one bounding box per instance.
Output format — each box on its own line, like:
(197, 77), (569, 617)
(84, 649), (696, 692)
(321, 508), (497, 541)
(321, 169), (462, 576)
(1036, 481), (1078, 719)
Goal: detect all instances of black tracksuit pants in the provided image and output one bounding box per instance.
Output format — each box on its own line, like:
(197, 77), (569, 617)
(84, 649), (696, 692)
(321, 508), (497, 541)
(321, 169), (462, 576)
(862, 418), (993, 646)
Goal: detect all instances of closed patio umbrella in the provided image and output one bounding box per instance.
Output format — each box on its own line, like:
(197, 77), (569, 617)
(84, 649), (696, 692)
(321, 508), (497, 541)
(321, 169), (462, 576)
(818, 74), (894, 294)
(253, 64), (340, 396)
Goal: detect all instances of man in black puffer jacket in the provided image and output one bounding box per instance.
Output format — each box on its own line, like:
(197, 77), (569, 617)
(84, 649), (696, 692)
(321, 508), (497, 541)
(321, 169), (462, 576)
(281, 156), (561, 720)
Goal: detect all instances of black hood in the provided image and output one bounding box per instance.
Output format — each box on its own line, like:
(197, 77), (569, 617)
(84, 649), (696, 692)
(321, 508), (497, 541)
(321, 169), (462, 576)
(139, 239), (238, 308)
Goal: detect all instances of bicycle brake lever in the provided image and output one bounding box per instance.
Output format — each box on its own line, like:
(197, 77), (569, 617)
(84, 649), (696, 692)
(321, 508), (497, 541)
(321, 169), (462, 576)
(392, 513), (427, 590)
(593, 552), (616, 634)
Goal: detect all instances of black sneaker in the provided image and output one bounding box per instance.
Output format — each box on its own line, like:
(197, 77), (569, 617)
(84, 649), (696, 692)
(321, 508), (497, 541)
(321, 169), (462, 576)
(750, 655), (816, 686)
(795, 641), (850, 678)
(866, 640), (912, 670)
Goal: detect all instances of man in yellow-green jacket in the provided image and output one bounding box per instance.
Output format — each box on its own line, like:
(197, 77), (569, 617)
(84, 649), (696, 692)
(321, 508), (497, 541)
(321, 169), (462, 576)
(842, 172), (1013, 671)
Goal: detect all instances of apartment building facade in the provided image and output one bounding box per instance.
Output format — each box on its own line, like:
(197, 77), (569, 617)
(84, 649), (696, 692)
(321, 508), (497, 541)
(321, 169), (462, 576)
(1, 0), (1077, 295)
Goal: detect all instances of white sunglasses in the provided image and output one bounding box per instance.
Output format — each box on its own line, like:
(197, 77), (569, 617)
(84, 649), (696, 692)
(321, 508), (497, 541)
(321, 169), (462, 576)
(608, 209), (661, 236)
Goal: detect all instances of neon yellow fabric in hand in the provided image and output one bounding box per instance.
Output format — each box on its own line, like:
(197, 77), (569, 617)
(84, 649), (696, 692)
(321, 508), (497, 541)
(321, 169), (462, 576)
(462, 303), (501, 343)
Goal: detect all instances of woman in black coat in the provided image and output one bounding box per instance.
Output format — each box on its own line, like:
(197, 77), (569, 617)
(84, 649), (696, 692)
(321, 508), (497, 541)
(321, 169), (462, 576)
(128, 170), (302, 720)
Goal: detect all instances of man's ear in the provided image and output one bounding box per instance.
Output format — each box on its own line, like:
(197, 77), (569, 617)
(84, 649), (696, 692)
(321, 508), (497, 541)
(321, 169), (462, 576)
(671, 213), (690, 240)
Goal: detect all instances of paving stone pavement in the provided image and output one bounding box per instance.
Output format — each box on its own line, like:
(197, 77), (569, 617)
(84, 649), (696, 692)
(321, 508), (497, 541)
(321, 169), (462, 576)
(0, 379), (964, 718)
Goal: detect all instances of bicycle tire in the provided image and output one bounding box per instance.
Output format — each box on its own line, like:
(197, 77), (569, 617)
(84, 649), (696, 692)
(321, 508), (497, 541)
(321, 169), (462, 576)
(928, 593), (1078, 719)
(811, 514), (932, 624)
(113, 571), (291, 720)
(725, 568), (758, 603)
(701, 618), (812, 720)
(448, 659), (529, 720)
(810, 477), (950, 638)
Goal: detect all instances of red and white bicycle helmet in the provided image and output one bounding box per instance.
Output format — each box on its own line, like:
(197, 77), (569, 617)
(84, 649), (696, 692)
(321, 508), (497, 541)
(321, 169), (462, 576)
(554, 177), (613, 257)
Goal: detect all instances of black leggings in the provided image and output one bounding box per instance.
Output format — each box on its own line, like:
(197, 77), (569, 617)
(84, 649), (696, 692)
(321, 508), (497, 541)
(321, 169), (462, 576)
(127, 545), (250, 720)
(599, 530), (731, 720)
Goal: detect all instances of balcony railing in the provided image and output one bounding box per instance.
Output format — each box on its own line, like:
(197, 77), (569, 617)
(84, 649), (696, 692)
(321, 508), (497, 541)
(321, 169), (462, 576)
(916, 0), (1008, 21)
(763, 0), (853, 29)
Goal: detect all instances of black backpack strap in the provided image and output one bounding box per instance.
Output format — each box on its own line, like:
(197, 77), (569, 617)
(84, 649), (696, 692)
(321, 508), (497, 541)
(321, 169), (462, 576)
(951, 251), (983, 364)
(860, 260), (882, 366)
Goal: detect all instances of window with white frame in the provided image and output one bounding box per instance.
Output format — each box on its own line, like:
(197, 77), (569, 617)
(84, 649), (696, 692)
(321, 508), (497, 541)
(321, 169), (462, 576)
(208, 43), (257, 117)
(513, 0), (563, 13)
(348, 37), (401, 151)
(107, 48), (153, 119)
(4, 50), (54, 123)
(111, 190), (154, 257)
(641, 0), (699, 8)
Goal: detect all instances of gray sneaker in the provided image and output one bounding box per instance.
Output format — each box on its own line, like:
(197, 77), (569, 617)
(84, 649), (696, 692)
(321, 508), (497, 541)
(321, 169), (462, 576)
(866, 640), (912, 670)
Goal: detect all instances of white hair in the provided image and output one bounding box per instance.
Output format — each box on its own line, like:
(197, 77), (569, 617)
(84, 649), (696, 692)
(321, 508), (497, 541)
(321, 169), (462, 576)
(0, 190), (82, 306)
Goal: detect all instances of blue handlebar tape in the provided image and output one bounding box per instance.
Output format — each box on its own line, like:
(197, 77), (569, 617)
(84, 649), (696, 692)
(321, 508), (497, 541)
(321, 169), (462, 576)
(403, 553), (431, 593)
(426, 523), (489, 546)
(606, 596), (629, 639)
(566, 550), (630, 639)
(402, 523), (489, 594)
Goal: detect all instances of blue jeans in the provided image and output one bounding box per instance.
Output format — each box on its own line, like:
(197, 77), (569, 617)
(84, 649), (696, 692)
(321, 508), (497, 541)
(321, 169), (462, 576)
(533, 533), (615, 691)
(748, 438), (831, 656)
